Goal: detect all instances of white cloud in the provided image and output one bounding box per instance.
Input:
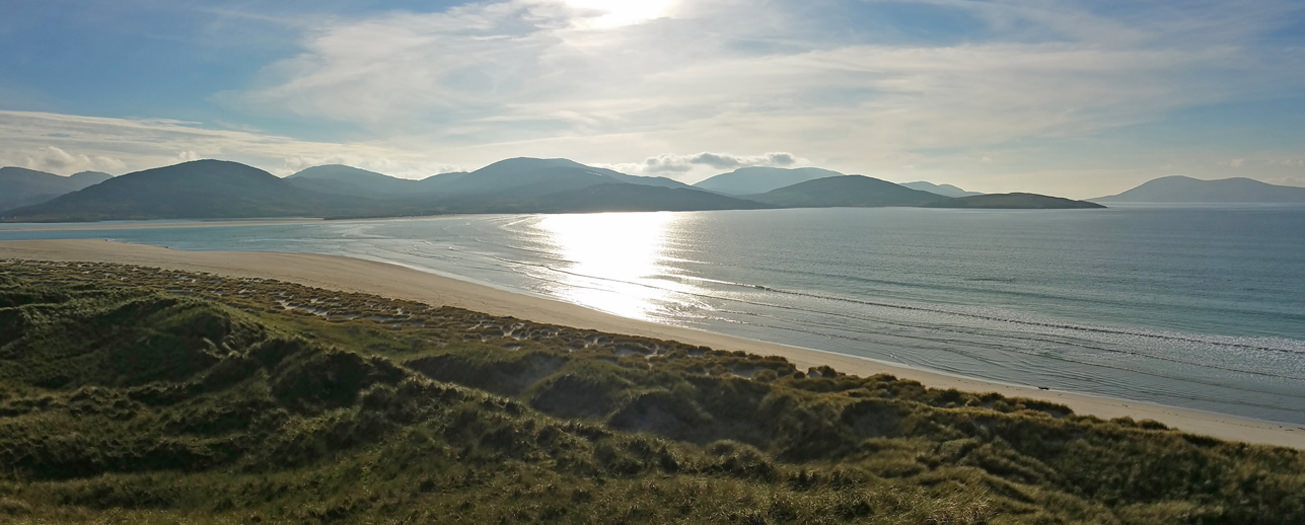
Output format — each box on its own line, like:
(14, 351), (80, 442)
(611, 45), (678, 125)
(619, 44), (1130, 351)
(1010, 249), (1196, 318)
(641, 151), (799, 173)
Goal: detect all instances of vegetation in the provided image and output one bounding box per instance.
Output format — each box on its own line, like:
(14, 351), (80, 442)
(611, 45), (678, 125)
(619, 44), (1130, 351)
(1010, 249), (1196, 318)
(1, 260), (1299, 523)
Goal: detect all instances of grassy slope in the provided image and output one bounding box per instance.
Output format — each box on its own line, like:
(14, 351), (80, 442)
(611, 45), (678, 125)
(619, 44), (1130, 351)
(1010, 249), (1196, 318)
(0, 261), (1300, 523)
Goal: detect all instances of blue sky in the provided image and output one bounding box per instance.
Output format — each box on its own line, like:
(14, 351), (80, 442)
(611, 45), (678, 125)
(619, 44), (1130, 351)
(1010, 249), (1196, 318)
(2, 0), (1303, 197)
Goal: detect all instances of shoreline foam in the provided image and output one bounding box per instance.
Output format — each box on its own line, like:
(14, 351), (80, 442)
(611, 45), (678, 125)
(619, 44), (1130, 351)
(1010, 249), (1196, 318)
(2, 238), (1301, 449)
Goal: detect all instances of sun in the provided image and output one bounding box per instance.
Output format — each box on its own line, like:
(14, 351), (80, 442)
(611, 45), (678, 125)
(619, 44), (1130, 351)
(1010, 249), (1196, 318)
(563, 0), (678, 29)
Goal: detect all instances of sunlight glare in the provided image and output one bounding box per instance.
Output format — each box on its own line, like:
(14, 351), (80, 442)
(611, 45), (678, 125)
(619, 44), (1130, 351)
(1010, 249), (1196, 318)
(535, 212), (683, 321)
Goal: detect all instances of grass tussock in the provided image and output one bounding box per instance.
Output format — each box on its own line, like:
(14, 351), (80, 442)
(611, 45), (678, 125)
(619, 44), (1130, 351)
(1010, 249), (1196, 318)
(0, 260), (1301, 523)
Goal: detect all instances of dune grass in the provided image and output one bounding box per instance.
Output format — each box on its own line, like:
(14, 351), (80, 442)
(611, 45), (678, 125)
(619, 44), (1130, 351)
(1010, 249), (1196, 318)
(0, 260), (1301, 523)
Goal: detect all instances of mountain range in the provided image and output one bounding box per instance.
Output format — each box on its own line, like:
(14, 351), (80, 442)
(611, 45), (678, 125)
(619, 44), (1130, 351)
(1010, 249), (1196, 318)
(0, 167), (111, 212)
(1, 157), (1103, 221)
(1092, 175), (1305, 203)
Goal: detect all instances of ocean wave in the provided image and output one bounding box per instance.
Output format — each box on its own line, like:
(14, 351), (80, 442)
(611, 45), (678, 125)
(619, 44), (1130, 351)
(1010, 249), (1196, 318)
(437, 249), (1305, 384)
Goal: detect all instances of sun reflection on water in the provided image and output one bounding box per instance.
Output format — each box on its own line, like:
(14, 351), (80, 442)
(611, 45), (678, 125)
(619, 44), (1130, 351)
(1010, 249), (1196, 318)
(534, 211), (687, 321)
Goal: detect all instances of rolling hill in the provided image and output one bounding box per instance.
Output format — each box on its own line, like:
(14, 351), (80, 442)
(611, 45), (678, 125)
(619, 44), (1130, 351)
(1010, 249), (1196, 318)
(0, 167), (112, 212)
(1094, 176), (1305, 203)
(751, 175), (949, 208)
(693, 167), (844, 195)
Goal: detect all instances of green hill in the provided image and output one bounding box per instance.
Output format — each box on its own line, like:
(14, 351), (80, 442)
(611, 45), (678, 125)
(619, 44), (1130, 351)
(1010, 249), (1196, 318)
(0, 260), (1299, 523)
(927, 193), (1105, 209)
(752, 175), (948, 208)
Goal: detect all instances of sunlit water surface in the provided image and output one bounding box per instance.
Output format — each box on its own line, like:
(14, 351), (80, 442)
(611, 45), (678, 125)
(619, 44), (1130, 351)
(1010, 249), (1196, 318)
(5, 206), (1304, 424)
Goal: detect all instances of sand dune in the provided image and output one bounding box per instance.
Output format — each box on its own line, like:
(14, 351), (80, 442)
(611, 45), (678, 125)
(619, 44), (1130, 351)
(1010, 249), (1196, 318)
(2, 238), (1301, 449)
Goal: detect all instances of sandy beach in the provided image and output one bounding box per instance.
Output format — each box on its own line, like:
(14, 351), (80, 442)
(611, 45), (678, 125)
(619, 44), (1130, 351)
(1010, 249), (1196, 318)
(2, 238), (1301, 449)
(0, 218), (330, 232)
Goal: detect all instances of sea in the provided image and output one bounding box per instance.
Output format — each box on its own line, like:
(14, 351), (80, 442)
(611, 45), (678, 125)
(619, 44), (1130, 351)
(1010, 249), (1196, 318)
(4, 204), (1304, 425)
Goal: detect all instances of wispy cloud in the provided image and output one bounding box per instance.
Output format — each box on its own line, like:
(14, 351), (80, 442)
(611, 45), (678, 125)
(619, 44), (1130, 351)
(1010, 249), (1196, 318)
(0, 110), (458, 177)
(215, 0), (1305, 190)
(4, 0), (1303, 195)
(638, 151), (799, 175)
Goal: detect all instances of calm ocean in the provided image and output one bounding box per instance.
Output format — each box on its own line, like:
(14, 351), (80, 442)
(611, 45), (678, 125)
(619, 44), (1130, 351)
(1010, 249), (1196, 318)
(5, 205), (1304, 424)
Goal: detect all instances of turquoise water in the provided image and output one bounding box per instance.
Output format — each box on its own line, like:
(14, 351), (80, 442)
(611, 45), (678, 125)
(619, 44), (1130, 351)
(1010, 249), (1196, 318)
(5, 206), (1304, 424)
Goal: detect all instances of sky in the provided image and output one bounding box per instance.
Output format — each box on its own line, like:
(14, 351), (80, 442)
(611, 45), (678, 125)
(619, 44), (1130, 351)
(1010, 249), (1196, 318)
(2, 0), (1304, 198)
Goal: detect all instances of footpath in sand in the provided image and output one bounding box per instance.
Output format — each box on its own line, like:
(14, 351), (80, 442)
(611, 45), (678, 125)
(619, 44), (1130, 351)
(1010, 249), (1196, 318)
(2, 238), (1301, 450)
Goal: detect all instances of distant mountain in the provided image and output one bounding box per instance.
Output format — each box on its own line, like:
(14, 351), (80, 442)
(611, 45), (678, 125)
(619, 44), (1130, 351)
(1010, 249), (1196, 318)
(599, 171), (693, 190)
(694, 167), (844, 195)
(286, 164), (420, 196)
(420, 171), (467, 183)
(0, 167), (112, 212)
(901, 181), (982, 198)
(926, 193), (1105, 209)
(424, 157), (687, 196)
(1094, 176), (1305, 203)
(69, 171), (113, 185)
(2, 160), (374, 221)
(751, 175), (948, 208)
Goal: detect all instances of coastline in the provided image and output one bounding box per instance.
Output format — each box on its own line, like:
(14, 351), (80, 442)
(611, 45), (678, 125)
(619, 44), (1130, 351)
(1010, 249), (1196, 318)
(2, 238), (1301, 449)
(0, 218), (331, 232)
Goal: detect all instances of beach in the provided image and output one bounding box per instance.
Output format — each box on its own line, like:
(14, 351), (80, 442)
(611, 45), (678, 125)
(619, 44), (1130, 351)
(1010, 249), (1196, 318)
(0, 218), (331, 232)
(3, 238), (1301, 449)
